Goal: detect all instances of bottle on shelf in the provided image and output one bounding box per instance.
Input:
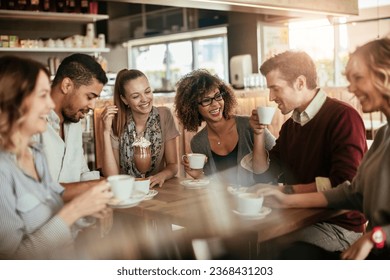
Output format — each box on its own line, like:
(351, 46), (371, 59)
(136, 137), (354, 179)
(80, 0), (89, 13)
(41, 0), (55, 12)
(66, 0), (80, 13)
(6, 1), (18, 10)
(17, 0), (28, 10)
(30, 0), (40, 11)
(56, 0), (66, 12)
(89, 0), (98, 14)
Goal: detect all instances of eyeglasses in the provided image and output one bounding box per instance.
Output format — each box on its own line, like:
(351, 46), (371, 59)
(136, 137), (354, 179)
(198, 92), (224, 107)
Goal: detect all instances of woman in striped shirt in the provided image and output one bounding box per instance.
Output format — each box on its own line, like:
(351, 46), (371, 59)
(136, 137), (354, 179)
(0, 56), (113, 259)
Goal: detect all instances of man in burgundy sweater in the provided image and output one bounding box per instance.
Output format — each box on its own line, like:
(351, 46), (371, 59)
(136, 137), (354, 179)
(245, 50), (367, 254)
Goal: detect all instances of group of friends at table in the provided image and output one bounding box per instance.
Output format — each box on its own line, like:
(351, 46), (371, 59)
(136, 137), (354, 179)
(0, 37), (389, 260)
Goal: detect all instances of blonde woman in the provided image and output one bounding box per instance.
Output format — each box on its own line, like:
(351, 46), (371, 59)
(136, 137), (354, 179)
(0, 56), (112, 259)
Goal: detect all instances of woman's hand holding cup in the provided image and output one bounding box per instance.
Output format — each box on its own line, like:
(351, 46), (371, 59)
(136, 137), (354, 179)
(182, 153), (207, 179)
(58, 181), (113, 227)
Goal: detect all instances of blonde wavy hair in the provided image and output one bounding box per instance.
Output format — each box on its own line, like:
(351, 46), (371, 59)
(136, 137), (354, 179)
(0, 56), (49, 151)
(348, 37), (390, 98)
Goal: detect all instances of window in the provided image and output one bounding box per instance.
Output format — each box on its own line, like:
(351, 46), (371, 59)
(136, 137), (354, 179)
(128, 27), (228, 92)
(289, 19), (337, 87)
(288, 0), (390, 87)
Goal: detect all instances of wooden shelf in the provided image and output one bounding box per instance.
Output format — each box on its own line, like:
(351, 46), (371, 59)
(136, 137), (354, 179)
(0, 10), (109, 22)
(109, 7), (180, 23)
(0, 47), (110, 53)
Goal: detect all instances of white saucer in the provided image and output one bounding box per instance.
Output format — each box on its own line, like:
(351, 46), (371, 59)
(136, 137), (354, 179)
(232, 207), (272, 220)
(180, 179), (210, 189)
(77, 216), (96, 227)
(131, 189), (158, 200)
(108, 197), (144, 209)
(227, 186), (248, 195)
(143, 189), (158, 200)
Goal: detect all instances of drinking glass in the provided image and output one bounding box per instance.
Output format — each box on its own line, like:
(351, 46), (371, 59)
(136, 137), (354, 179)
(133, 146), (151, 178)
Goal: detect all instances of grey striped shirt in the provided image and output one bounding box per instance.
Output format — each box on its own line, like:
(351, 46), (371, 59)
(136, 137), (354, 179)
(0, 144), (74, 259)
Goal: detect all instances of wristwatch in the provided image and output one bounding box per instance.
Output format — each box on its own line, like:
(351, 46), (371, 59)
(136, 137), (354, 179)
(283, 184), (294, 194)
(371, 226), (386, 249)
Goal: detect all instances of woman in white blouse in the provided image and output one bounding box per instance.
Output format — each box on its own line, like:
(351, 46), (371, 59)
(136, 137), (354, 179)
(0, 56), (112, 259)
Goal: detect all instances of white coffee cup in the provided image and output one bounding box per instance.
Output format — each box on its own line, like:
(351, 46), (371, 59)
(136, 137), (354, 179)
(182, 153), (207, 169)
(107, 175), (135, 201)
(97, 33), (106, 48)
(134, 178), (150, 195)
(256, 106), (276, 125)
(236, 193), (264, 215)
(86, 23), (95, 39)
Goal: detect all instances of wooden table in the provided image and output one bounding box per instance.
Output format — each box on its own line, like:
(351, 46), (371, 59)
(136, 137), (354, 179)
(77, 177), (344, 259)
(115, 177), (343, 243)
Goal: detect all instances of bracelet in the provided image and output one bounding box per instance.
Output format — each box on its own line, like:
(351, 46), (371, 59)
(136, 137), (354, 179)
(283, 184), (294, 194)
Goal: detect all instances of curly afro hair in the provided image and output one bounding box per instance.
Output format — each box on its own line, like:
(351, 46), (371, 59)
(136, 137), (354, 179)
(174, 69), (237, 132)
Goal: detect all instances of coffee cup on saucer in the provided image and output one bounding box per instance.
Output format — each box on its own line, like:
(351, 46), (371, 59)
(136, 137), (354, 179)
(134, 178), (150, 195)
(236, 193), (264, 215)
(107, 175), (135, 201)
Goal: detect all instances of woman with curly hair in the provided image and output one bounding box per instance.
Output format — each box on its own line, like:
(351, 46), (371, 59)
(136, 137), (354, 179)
(175, 69), (275, 187)
(101, 69), (179, 188)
